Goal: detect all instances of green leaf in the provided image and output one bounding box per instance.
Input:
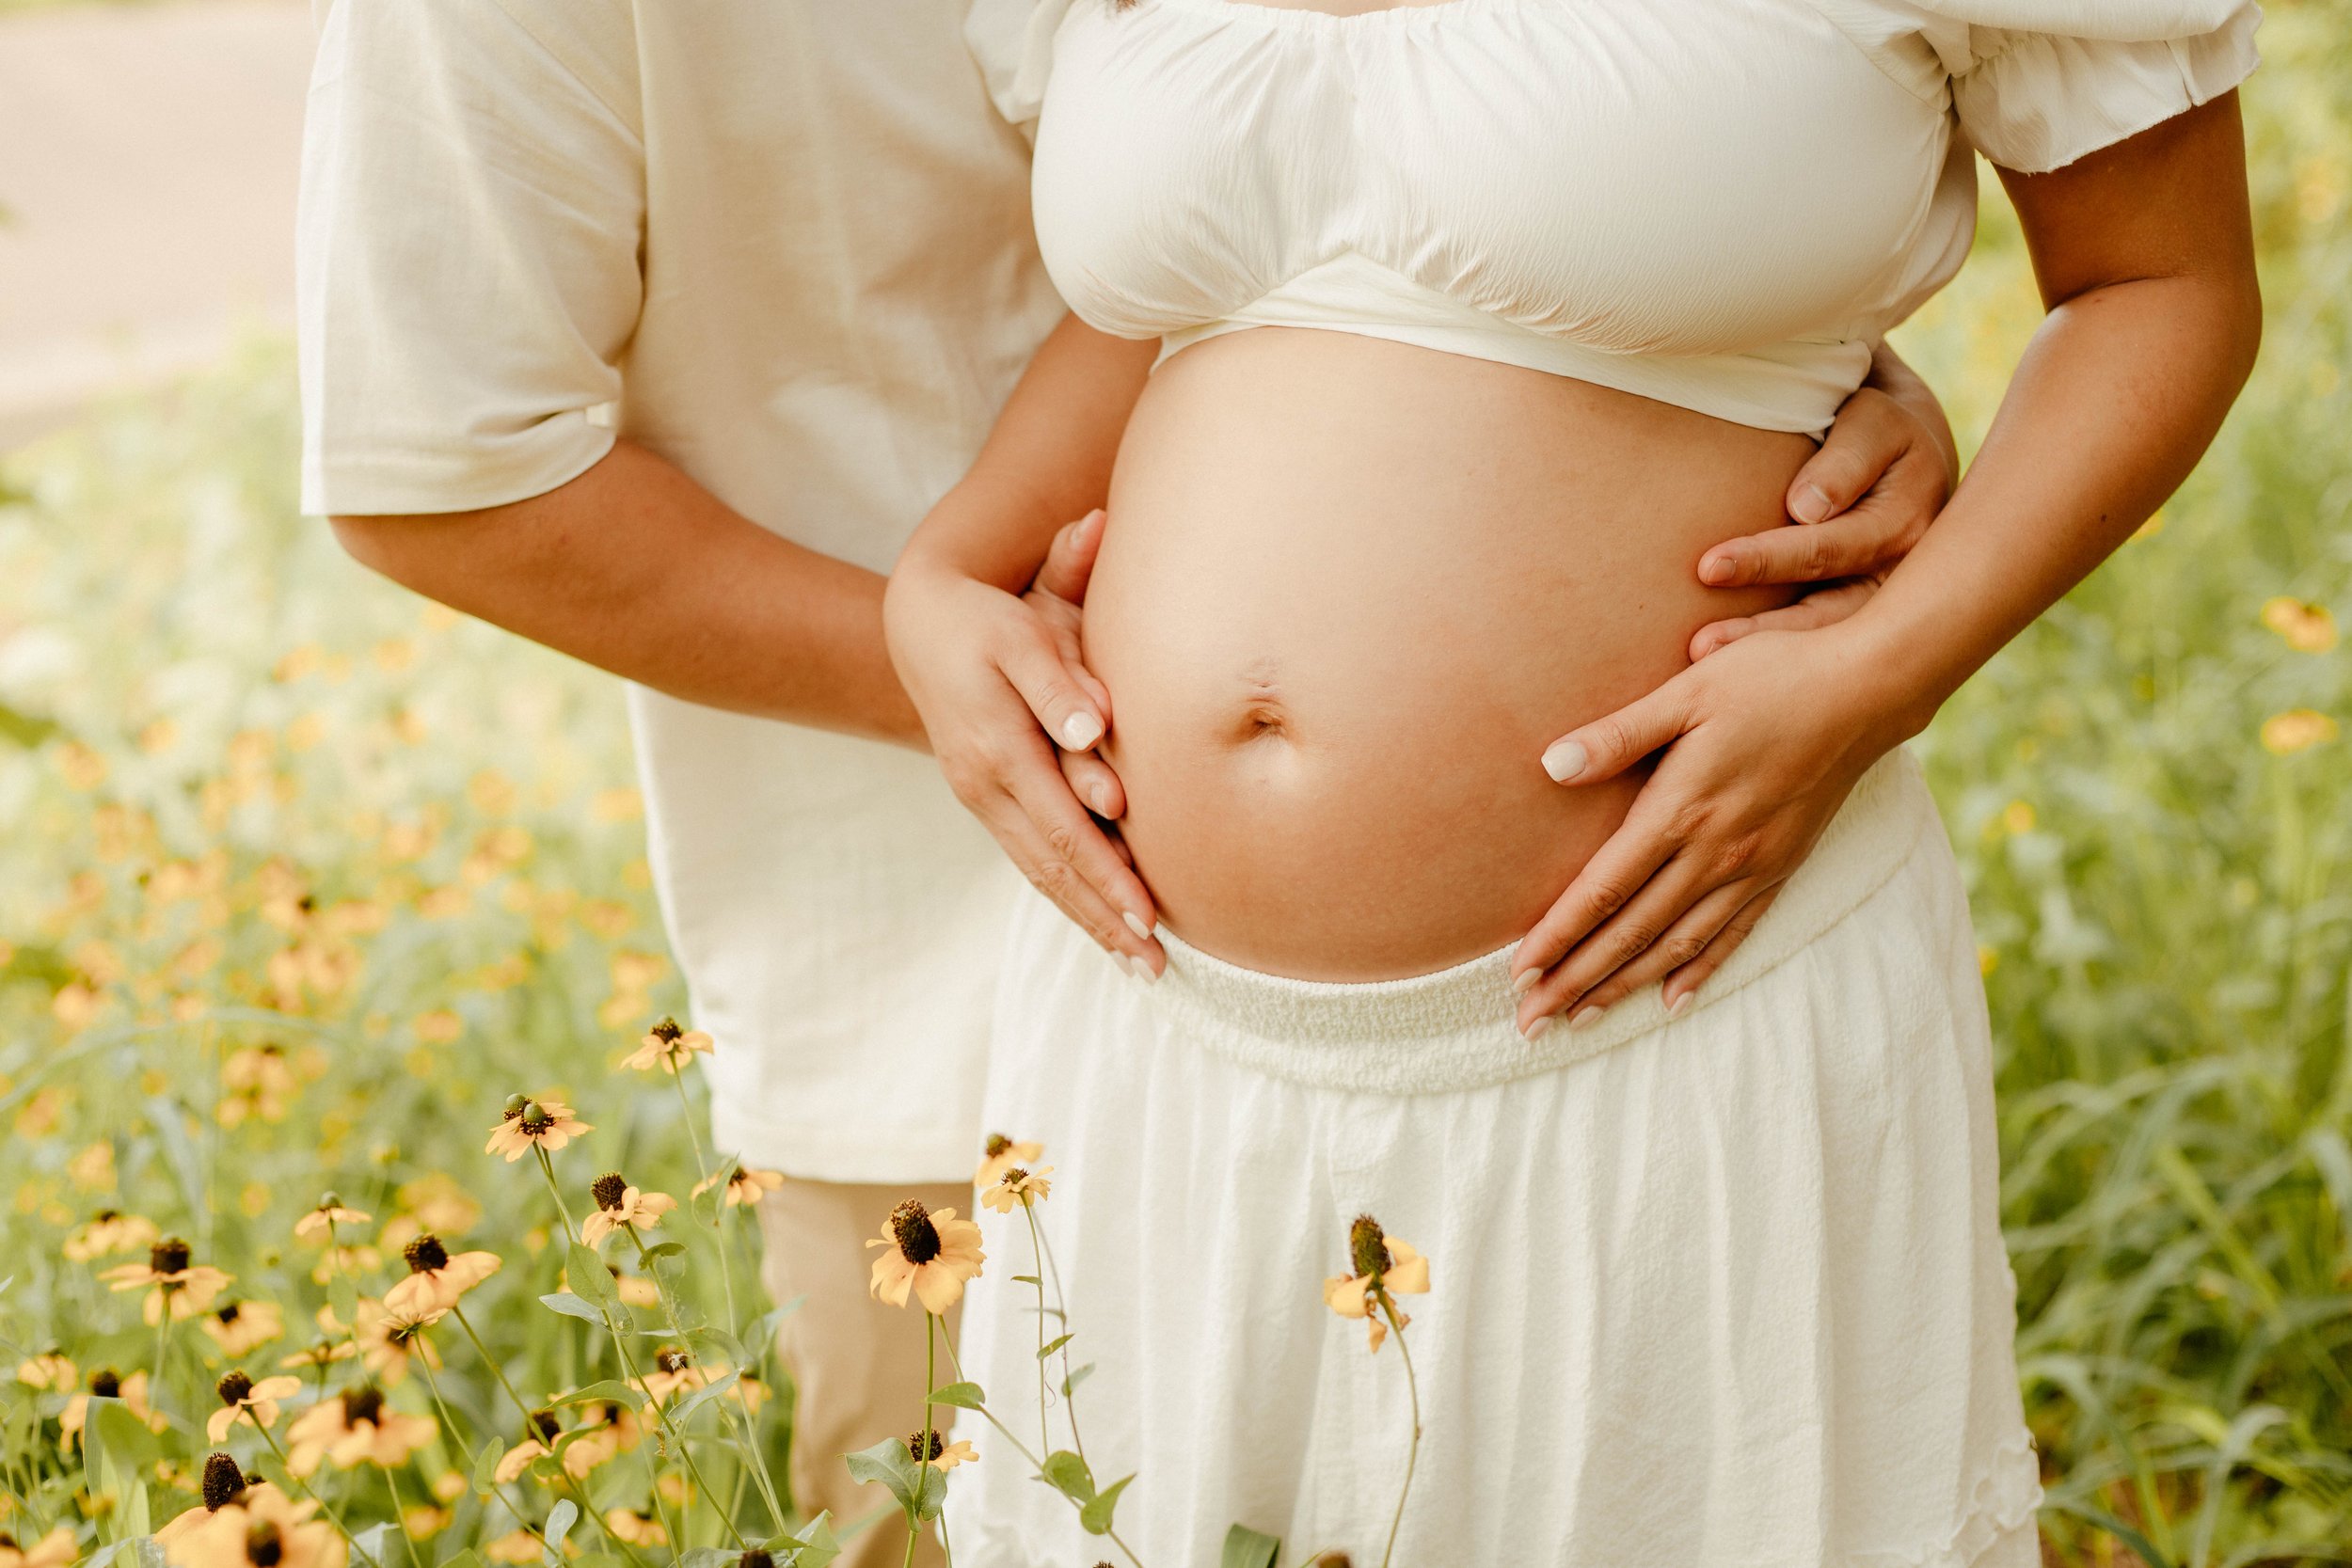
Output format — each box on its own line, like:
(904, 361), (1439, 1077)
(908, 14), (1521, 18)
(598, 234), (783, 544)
(1039, 1449), (1095, 1505)
(1061, 1363), (1095, 1397)
(689, 1185), (721, 1227)
(786, 1512), (840, 1568)
(349, 1522), (393, 1568)
(539, 1291), (606, 1325)
(1079, 1473), (1134, 1536)
(845, 1435), (926, 1520)
(1219, 1523), (1282, 1568)
(566, 1243), (618, 1307)
(1038, 1332), (1076, 1359)
(926, 1381), (986, 1411)
(470, 1436), (506, 1497)
(675, 1552), (736, 1568)
(1010, 1275), (1041, 1286)
(543, 1497), (580, 1561)
(552, 1379), (643, 1408)
(642, 1241), (687, 1260)
(0, 701), (59, 748)
(669, 1369), (740, 1426)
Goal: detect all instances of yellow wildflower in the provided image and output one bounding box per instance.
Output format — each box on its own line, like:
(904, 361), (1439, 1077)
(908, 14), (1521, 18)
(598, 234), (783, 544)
(580, 1174), (676, 1247)
(485, 1097), (591, 1162)
(1322, 1214), (1431, 1354)
(621, 1017), (713, 1075)
(867, 1199), (984, 1314)
(100, 1238), (232, 1324)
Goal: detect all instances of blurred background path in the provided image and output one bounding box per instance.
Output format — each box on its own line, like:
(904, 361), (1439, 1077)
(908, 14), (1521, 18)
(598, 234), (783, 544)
(0, 0), (312, 451)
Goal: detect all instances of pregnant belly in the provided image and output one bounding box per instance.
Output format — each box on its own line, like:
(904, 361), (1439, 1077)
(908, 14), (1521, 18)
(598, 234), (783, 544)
(1083, 328), (1813, 982)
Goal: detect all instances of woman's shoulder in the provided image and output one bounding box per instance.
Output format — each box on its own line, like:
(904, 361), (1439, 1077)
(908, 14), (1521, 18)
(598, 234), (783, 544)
(965, 0), (1089, 132)
(1803, 0), (2261, 172)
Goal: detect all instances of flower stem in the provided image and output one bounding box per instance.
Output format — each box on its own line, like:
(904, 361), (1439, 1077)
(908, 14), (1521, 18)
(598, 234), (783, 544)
(1022, 1201), (1049, 1458)
(672, 1073), (741, 1332)
(928, 1340), (1143, 1568)
(1030, 1218), (1089, 1466)
(628, 1226), (784, 1535)
(376, 1460), (425, 1568)
(1376, 1292), (1422, 1568)
(532, 1145), (580, 1240)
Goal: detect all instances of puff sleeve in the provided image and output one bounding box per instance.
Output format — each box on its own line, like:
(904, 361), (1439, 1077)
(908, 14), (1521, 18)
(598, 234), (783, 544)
(1910, 0), (2261, 173)
(964, 0), (1082, 134)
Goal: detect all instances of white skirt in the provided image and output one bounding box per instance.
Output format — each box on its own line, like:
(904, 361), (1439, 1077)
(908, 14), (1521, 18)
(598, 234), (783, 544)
(949, 750), (2043, 1568)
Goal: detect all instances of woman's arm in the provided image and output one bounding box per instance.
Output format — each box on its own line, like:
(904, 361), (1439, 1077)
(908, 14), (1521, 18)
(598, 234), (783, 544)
(1513, 92), (2260, 1035)
(884, 316), (1168, 969)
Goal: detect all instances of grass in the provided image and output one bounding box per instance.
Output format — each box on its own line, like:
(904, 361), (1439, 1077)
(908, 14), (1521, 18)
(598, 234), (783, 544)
(1, 2), (2349, 1563)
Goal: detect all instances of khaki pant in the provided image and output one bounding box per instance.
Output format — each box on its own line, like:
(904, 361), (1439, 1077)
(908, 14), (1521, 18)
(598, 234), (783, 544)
(756, 1177), (964, 1568)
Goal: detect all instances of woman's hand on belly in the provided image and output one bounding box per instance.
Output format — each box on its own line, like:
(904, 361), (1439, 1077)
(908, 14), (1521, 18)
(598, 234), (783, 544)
(1510, 615), (1915, 1036)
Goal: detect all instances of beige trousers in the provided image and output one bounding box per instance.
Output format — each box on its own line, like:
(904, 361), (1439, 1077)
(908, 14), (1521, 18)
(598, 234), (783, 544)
(756, 1177), (964, 1568)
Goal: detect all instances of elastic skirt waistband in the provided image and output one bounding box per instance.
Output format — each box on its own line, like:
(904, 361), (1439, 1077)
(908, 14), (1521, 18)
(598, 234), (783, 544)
(1150, 748), (1943, 1095)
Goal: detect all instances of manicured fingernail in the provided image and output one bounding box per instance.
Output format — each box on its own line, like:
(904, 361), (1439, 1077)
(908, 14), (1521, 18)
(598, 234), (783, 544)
(1061, 712), (1103, 750)
(1088, 782), (1110, 815)
(1666, 990), (1694, 1020)
(1133, 956), (1160, 986)
(1792, 483), (1834, 523)
(1122, 911), (1152, 941)
(1521, 1014), (1553, 1041)
(1511, 967), (1541, 995)
(1541, 739), (1587, 784)
(1699, 552), (1737, 586)
(1566, 1006), (1603, 1032)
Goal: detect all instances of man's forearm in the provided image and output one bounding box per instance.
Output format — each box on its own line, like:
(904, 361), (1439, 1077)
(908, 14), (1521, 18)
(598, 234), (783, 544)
(332, 439), (926, 747)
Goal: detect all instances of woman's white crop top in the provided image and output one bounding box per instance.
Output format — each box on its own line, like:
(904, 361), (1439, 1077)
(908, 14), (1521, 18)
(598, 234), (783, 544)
(965, 0), (2258, 435)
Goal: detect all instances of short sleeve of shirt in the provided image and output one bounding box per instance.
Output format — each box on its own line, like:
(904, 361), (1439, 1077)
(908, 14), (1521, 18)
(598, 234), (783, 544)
(298, 0), (646, 515)
(1906, 0), (2260, 174)
(963, 0), (1083, 133)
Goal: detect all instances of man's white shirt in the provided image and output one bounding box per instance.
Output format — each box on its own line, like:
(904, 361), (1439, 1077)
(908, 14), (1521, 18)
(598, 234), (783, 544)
(297, 0), (1065, 1181)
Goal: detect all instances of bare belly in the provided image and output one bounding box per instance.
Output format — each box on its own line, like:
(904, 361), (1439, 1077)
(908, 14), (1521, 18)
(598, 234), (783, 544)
(1086, 328), (1809, 981)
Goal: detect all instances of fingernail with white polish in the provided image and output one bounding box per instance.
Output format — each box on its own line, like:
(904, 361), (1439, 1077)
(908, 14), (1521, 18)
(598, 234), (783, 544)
(1566, 1006), (1603, 1032)
(1522, 1014), (1553, 1042)
(1133, 957), (1160, 986)
(1061, 712), (1104, 750)
(1088, 782), (1110, 816)
(1541, 739), (1587, 784)
(1666, 990), (1694, 1020)
(1511, 967), (1541, 995)
(1122, 911), (1153, 941)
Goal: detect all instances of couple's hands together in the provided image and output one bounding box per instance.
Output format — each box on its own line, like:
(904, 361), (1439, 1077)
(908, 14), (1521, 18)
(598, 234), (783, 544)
(1510, 374), (1955, 1034)
(886, 509), (1167, 976)
(892, 362), (1953, 998)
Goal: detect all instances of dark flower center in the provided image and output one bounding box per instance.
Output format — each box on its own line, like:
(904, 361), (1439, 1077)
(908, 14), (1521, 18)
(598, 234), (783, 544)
(217, 1370), (256, 1406)
(529, 1409), (561, 1443)
(217, 1302), (244, 1324)
(1348, 1214), (1389, 1283)
(342, 1386), (386, 1427)
(738, 1551), (775, 1568)
(502, 1093), (528, 1120)
(520, 1102), (553, 1134)
(152, 1237), (192, 1275)
(904, 1429), (945, 1462)
(649, 1017), (683, 1043)
(201, 1451), (246, 1511)
(246, 1520), (284, 1566)
(729, 1166), (750, 1185)
(591, 1172), (628, 1211)
(656, 1349), (692, 1375)
(1001, 1167), (1028, 1187)
(93, 1207), (121, 1223)
(91, 1369), (121, 1399)
(889, 1199), (943, 1265)
(404, 1234), (450, 1273)
(983, 1132), (1012, 1160)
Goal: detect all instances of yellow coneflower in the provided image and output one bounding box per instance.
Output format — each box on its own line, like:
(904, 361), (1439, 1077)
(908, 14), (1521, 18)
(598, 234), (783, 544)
(278, 1338), (358, 1375)
(291, 1195), (373, 1243)
(205, 1371), (303, 1443)
(157, 1458), (341, 1568)
(401, 1506), (452, 1539)
(2262, 707), (2340, 755)
(691, 1164), (784, 1209)
(867, 1199), (985, 1313)
(62, 1208), (159, 1262)
(383, 1233), (501, 1318)
(306, 1243), (382, 1287)
(99, 1237), (232, 1324)
(200, 1300), (285, 1357)
(361, 1299), (445, 1386)
(492, 1412), (564, 1484)
(580, 1173), (676, 1247)
(283, 1386), (437, 1476)
(482, 1530), (541, 1565)
(1322, 1214), (1431, 1354)
(622, 1016), (714, 1075)
(61, 1369), (165, 1452)
(13, 1352), (74, 1392)
(904, 1430), (977, 1471)
(636, 1347), (718, 1403)
(217, 1045), (299, 1128)
(974, 1132), (1043, 1192)
(2262, 595), (2339, 653)
(603, 1509), (668, 1547)
(979, 1164), (1055, 1214)
(0, 1527), (76, 1568)
(555, 1401), (642, 1478)
(484, 1096), (592, 1161)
